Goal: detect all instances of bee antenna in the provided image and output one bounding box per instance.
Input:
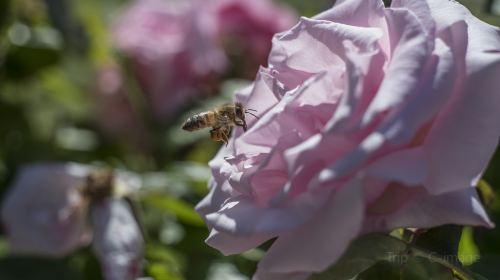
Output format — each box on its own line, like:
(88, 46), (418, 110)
(245, 111), (260, 119)
(246, 108), (258, 112)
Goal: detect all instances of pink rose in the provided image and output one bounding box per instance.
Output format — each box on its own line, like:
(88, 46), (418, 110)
(213, 0), (296, 77)
(112, 0), (296, 120)
(1, 163), (143, 280)
(196, 0), (500, 279)
(1, 163), (91, 257)
(112, 0), (226, 120)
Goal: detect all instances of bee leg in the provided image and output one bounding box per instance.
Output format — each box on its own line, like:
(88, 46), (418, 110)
(235, 120), (247, 132)
(209, 128), (221, 143)
(223, 133), (229, 146)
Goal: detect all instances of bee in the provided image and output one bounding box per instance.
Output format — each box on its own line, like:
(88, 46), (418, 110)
(181, 102), (258, 145)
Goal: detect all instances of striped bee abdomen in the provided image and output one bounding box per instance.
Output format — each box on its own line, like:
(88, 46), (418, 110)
(182, 111), (215, 131)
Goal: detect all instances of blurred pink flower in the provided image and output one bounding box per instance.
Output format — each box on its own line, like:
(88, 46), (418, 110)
(213, 0), (296, 77)
(92, 199), (144, 280)
(1, 163), (143, 280)
(94, 65), (149, 149)
(112, 0), (227, 120)
(112, 0), (296, 120)
(1, 163), (91, 257)
(196, 0), (500, 279)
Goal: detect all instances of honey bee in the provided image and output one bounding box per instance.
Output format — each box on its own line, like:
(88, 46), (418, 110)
(181, 102), (258, 145)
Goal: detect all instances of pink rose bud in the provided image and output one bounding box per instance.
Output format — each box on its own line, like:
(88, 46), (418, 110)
(196, 0), (500, 279)
(91, 199), (144, 280)
(112, 0), (227, 120)
(213, 0), (296, 77)
(1, 163), (92, 257)
(1, 162), (144, 280)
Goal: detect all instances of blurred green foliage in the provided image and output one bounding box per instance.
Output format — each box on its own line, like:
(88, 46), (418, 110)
(0, 0), (499, 280)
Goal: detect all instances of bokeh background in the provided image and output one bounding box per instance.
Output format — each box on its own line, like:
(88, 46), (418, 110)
(0, 0), (499, 279)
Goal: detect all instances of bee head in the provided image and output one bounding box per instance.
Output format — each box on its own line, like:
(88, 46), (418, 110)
(234, 102), (245, 120)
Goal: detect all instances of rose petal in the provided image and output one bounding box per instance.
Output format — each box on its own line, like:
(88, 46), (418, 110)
(269, 17), (383, 77)
(367, 187), (494, 231)
(427, 0), (500, 54)
(206, 228), (274, 256)
(421, 1), (500, 195)
(391, 0), (435, 38)
(315, 0), (385, 28)
(91, 199), (144, 280)
(238, 72), (338, 151)
(324, 39), (385, 134)
(205, 188), (331, 236)
(366, 148), (427, 186)
(257, 176), (364, 274)
(314, 7), (441, 185)
(361, 7), (431, 127)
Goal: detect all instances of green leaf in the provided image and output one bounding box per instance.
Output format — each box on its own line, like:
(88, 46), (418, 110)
(310, 234), (487, 280)
(0, 0), (9, 30)
(0, 257), (81, 280)
(4, 44), (60, 79)
(145, 244), (185, 280)
(470, 255), (500, 280)
(4, 24), (63, 79)
(401, 257), (454, 280)
(309, 234), (407, 280)
(74, 1), (113, 66)
(39, 67), (92, 120)
(458, 227), (480, 266)
(354, 260), (400, 280)
(413, 225), (463, 257)
(147, 263), (184, 280)
(143, 195), (204, 227)
(0, 238), (8, 258)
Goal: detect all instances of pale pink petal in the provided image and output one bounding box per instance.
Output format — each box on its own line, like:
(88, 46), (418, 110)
(427, 0), (500, 54)
(269, 17), (383, 77)
(91, 199), (144, 280)
(424, 58), (500, 194)
(196, 179), (233, 218)
(257, 177), (364, 274)
(1, 163), (91, 257)
(323, 40), (385, 134)
(391, 0), (435, 37)
(314, 7), (439, 185)
(205, 188), (332, 236)
(421, 1), (500, 195)
(238, 72), (338, 151)
(367, 187), (494, 231)
(365, 148), (427, 186)
(314, 0), (385, 28)
(206, 228), (273, 256)
(361, 8), (431, 127)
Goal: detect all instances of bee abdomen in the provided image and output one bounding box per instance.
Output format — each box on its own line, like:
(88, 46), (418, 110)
(182, 112), (213, 131)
